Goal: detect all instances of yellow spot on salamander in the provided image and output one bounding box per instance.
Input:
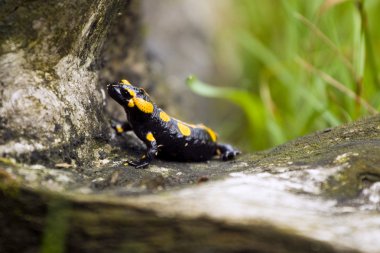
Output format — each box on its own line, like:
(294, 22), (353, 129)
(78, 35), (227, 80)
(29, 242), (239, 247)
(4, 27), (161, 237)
(116, 125), (124, 133)
(177, 122), (191, 136)
(125, 89), (136, 97)
(146, 132), (155, 142)
(198, 124), (217, 142)
(204, 126), (217, 142)
(133, 97), (154, 113)
(121, 79), (131, 85)
(128, 99), (134, 107)
(159, 111), (170, 122)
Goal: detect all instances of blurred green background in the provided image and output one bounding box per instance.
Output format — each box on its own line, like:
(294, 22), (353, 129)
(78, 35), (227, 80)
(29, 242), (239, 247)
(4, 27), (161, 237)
(187, 0), (380, 151)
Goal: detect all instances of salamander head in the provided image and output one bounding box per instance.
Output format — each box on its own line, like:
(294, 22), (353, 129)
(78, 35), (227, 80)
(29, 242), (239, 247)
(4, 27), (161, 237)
(107, 79), (154, 114)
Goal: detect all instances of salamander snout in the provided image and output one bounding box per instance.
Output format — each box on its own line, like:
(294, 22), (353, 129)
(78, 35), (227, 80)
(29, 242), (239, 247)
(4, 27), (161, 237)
(107, 83), (131, 106)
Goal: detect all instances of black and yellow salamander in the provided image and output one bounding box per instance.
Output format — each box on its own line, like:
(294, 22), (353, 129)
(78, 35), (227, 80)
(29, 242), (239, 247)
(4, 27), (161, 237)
(108, 79), (240, 168)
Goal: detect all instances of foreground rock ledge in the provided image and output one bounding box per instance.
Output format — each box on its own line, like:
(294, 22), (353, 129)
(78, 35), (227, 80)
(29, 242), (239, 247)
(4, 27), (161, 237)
(1, 116), (380, 253)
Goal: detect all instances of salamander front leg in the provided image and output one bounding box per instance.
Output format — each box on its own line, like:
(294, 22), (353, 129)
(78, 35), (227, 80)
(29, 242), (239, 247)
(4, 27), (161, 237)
(110, 119), (132, 135)
(217, 143), (241, 161)
(128, 132), (158, 169)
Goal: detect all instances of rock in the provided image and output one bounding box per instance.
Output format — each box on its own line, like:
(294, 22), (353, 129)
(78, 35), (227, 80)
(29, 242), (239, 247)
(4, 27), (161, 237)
(0, 0), (148, 167)
(1, 116), (380, 252)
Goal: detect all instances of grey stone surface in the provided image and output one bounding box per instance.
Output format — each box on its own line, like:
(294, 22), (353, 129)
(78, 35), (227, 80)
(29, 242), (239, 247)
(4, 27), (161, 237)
(1, 116), (380, 252)
(0, 0), (124, 165)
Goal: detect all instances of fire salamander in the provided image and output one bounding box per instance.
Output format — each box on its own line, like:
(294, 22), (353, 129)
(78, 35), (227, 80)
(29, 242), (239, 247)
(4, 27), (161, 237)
(108, 79), (240, 169)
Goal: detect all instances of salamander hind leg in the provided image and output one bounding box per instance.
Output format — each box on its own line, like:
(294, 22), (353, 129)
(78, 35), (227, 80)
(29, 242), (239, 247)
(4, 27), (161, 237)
(128, 132), (158, 169)
(217, 143), (241, 161)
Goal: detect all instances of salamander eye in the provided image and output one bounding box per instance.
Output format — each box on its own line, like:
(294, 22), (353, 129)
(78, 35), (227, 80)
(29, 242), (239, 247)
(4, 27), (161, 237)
(120, 88), (133, 98)
(138, 88), (145, 95)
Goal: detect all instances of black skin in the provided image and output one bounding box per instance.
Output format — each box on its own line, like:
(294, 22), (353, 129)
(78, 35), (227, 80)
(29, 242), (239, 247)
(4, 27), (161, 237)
(108, 80), (240, 169)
